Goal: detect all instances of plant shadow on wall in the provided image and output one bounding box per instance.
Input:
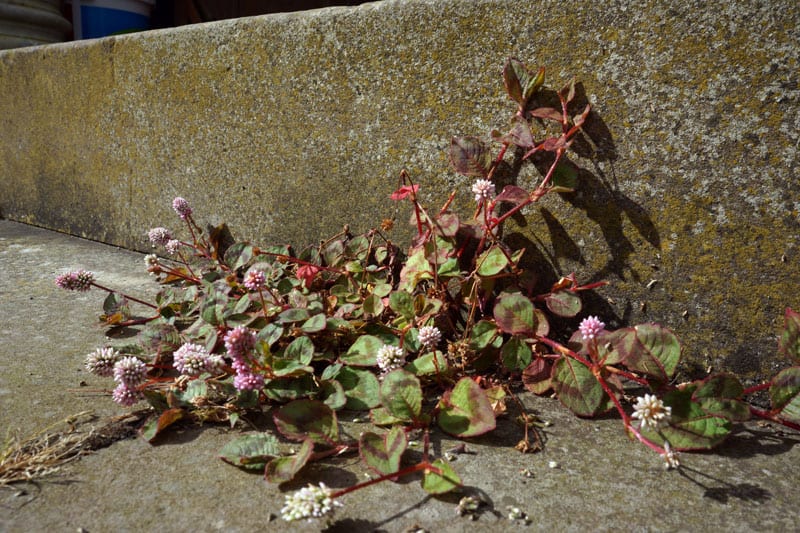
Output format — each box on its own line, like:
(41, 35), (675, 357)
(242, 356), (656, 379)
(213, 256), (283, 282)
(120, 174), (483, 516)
(48, 58), (800, 525)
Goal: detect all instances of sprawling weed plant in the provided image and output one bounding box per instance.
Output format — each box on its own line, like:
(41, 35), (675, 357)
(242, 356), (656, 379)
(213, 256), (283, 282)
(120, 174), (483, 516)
(57, 58), (800, 523)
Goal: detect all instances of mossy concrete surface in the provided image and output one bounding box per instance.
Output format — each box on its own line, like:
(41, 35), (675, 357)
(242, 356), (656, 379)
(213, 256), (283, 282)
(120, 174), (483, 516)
(0, 2), (798, 380)
(2, 219), (800, 531)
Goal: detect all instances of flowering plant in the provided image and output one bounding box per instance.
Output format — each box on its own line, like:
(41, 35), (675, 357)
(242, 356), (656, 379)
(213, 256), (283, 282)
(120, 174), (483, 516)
(56, 58), (800, 522)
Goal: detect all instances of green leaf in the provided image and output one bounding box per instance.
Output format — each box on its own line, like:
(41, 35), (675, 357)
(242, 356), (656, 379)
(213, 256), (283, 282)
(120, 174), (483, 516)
(359, 426), (407, 477)
(380, 370), (422, 422)
(437, 377), (496, 437)
(389, 291), (415, 320)
(141, 408), (185, 443)
(173, 380), (208, 405)
(406, 351), (449, 376)
(643, 388), (732, 450)
(219, 433), (280, 471)
(342, 334), (383, 366)
(493, 292), (537, 336)
(369, 406), (405, 426)
(264, 438), (313, 484)
(273, 399), (339, 445)
(544, 290), (581, 318)
(337, 366), (381, 410)
(612, 324), (681, 383)
(551, 357), (611, 417)
(449, 136), (492, 178)
(284, 336), (314, 364)
(398, 249), (434, 292)
(550, 162), (578, 192)
(437, 258), (461, 278)
(224, 242), (254, 271)
(262, 375), (315, 402)
(300, 313), (326, 333)
(470, 319), (501, 350)
(692, 373), (750, 422)
(501, 336), (532, 371)
(503, 58), (544, 108)
(434, 212), (460, 237)
(522, 358), (553, 394)
(421, 458), (462, 495)
(770, 366), (800, 423)
(476, 246), (509, 277)
(319, 379), (347, 410)
(363, 293), (385, 316)
(276, 307), (310, 324)
(779, 308), (800, 363)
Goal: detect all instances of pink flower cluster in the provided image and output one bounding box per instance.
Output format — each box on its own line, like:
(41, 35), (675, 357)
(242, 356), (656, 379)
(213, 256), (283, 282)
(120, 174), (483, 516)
(55, 270), (95, 291)
(173, 343), (224, 377)
(224, 326), (264, 391)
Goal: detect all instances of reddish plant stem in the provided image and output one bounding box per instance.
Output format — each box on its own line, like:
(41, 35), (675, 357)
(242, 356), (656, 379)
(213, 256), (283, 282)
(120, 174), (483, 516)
(331, 461), (441, 499)
(89, 282), (158, 309)
(742, 382), (771, 395)
(749, 406), (800, 431)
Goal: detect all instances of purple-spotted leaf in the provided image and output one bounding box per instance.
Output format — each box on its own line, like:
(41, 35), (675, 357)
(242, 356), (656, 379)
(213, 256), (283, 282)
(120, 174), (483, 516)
(421, 458), (462, 494)
(770, 366), (800, 424)
(264, 438), (313, 484)
(494, 292), (537, 336)
(612, 324), (680, 383)
(449, 136), (492, 178)
(544, 290), (581, 317)
(437, 377), (496, 437)
(779, 308), (800, 362)
(641, 387), (732, 450)
(359, 426), (407, 477)
(477, 246), (509, 277)
(273, 399), (339, 445)
(551, 357), (611, 417)
(223, 242), (254, 271)
(501, 335), (532, 371)
(141, 408), (185, 442)
(380, 369), (422, 422)
(692, 373), (750, 422)
(219, 433), (281, 471)
(363, 293), (385, 316)
(495, 185), (530, 206)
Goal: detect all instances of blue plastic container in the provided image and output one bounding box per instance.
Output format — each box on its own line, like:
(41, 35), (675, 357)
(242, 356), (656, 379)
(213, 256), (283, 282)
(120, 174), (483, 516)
(79, 0), (154, 39)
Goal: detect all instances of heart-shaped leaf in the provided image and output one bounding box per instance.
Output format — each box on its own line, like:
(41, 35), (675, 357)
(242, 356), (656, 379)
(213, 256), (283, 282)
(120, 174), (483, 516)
(692, 373), (750, 422)
(380, 369), (423, 422)
(495, 185), (530, 206)
(273, 399), (339, 445)
(551, 357), (611, 417)
(449, 136), (492, 177)
(359, 426), (407, 477)
(341, 335), (383, 366)
(522, 357), (553, 394)
(421, 458), (462, 495)
(437, 377), (496, 437)
(544, 290), (581, 317)
(264, 438), (313, 484)
(494, 292), (537, 336)
(219, 433), (280, 471)
(337, 366), (381, 410)
(612, 324), (681, 383)
(770, 366), (800, 423)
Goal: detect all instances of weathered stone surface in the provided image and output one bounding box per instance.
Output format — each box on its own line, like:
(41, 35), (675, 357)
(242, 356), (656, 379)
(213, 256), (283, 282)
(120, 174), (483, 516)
(0, 0), (798, 378)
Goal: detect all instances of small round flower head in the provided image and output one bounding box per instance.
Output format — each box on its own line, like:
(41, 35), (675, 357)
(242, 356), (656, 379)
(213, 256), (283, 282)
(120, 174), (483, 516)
(579, 315), (605, 341)
(173, 342), (217, 377)
(55, 270), (94, 291)
(418, 326), (442, 350)
(144, 254), (160, 275)
(662, 441), (680, 470)
(111, 383), (144, 407)
(244, 269), (267, 291)
(85, 347), (120, 377)
(234, 370), (265, 391)
(172, 197), (193, 219)
(113, 356), (148, 387)
(224, 326), (257, 359)
(376, 344), (405, 373)
(281, 482), (341, 522)
(147, 227), (173, 247)
(471, 179), (495, 203)
(165, 239), (182, 255)
(631, 393), (672, 429)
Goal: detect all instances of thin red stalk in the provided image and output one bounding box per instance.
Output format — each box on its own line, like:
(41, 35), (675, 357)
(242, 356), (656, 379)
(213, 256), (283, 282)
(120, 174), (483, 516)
(742, 382), (771, 395)
(331, 461), (438, 499)
(89, 282), (157, 309)
(749, 406), (800, 431)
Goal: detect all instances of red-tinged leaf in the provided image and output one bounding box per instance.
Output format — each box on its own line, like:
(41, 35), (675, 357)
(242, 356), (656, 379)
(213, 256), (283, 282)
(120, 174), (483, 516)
(544, 290), (581, 317)
(141, 408), (185, 442)
(495, 115), (534, 148)
(264, 438), (313, 484)
(770, 366), (800, 423)
(530, 107), (563, 122)
(779, 308), (800, 363)
(380, 369), (422, 422)
(502, 57), (526, 106)
(359, 426), (407, 477)
(559, 77), (576, 104)
(273, 399), (339, 445)
(437, 377), (496, 437)
(477, 246), (509, 277)
(433, 212), (460, 237)
(692, 373), (750, 422)
(522, 357), (553, 394)
(494, 292), (537, 336)
(449, 136), (492, 178)
(501, 335), (532, 371)
(390, 184), (419, 201)
(219, 433), (281, 471)
(495, 185), (530, 206)
(573, 103), (591, 129)
(421, 458), (462, 494)
(641, 388), (732, 450)
(612, 324), (681, 383)
(551, 357), (612, 417)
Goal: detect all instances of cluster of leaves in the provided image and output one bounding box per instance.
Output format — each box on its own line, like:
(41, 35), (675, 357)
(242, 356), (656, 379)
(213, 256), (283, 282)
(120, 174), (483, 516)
(71, 58), (799, 503)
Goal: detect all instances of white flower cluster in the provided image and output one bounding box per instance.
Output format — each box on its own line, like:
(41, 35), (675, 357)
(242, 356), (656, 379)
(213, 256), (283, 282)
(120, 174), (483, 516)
(471, 179), (496, 203)
(85, 347), (121, 377)
(375, 344), (405, 373)
(173, 343), (224, 377)
(280, 483), (341, 522)
(631, 394), (672, 429)
(662, 441), (680, 470)
(418, 325), (442, 349)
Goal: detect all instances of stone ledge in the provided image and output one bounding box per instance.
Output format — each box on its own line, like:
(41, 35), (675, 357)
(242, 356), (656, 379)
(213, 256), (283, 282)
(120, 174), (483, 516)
(1, 0), (799, 375)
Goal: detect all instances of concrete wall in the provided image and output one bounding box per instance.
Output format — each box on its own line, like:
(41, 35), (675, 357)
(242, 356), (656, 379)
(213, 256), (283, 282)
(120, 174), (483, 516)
(1, 0), (798, 378)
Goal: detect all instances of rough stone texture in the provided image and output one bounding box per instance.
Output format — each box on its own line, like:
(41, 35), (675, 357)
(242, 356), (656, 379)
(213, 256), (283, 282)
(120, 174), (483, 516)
(1, 0), (799, 380)
(2, 220), (800, 532)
